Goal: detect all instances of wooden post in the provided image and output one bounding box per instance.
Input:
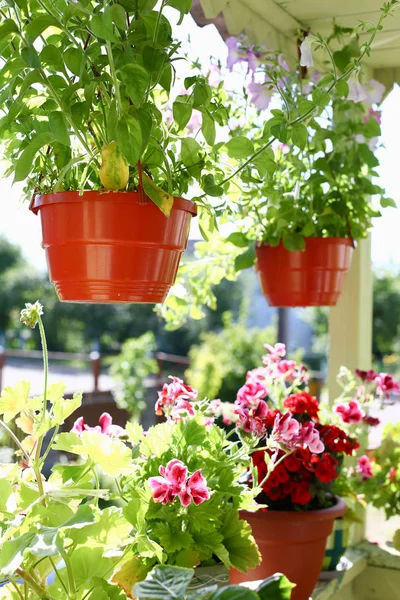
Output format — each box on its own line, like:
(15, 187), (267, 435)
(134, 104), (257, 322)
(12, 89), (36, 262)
(328, 237), (373, 400)
(90, 351), (101, 393)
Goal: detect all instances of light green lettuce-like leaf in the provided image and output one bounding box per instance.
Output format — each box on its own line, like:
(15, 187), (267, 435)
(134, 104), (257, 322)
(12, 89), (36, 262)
(140, 422), (173, 457)
(210, 586), (258, 600)
(0, 480), (14, 514)
(0, 381), (30, 422)
(67, 507), (131, 547)
(136, 534), (164, 563)
(78, 431), (132, 477)
(52, 432), (83, 453)
(124, 492), (148, 531)
(67, 546), (111, 590)
(125, 421), (144, 445)
(52, 392), (82, 425)
(225, 137), (254, 160)
(151, 522), (194, 554)
(220, 510), (261, 573)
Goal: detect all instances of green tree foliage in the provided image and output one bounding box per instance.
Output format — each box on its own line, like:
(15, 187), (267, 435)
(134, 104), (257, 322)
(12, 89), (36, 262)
(186, 313), (275, 403)
(110, 333), (159, 420)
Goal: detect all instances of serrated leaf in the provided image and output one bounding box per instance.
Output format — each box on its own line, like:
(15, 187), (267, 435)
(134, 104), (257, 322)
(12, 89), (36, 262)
(125, 421), (144, 445)
(142, 174), (174, 217)
(0, 381), (31, 422)
(225, 137), (254, 159)
(52, 392), (82, 425)
(221, 510), (260, 573)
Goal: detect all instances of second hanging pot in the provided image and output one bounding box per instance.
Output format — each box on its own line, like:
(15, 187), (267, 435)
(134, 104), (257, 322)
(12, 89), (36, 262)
(30, 191), (197, 304)
(255, 237), (354, 307)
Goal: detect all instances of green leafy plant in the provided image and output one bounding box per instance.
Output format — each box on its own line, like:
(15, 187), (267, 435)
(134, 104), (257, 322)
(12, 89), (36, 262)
(0, 0), (230, 214)
(110, 332), (159, 420)
(0, 301), (289, 599)
(133, 565), (294, 600)
(186, 313), (275, 402)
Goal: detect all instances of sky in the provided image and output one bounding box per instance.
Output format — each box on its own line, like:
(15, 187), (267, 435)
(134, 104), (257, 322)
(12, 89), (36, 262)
(0, 13), (399, 273)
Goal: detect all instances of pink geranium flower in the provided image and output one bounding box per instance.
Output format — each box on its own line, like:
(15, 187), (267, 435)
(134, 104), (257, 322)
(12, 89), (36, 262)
(375, 373), (400, 397)
(148, 459), (210, 507)
(235, 400), (269, 437)
(170, 399), (196, 421)
(272, 412), (300, 444)
(236, 378), (268, 408)
(263, 343), (286, 363)
(71, 413), (126, 438)
(297, 422), (324, 454)
(355, 369), (378, 383)
(155, 377), (198, 415)
(335, 400), (365, 424)
(356, 455), (374, 481)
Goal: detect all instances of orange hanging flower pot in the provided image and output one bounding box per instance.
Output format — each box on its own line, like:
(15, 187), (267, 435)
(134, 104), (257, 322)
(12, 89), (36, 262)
(30, 191), (197, 304)
(255, 238), (354, 307)
(230, 498), (347, 600)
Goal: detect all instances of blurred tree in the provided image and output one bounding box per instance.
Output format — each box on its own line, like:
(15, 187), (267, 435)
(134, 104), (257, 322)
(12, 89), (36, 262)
(373, 273), (400, 360)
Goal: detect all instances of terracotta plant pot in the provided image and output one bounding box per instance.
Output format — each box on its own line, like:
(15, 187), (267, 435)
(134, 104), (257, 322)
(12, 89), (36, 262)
(255, 238), (354, 307)
(230, 498), (347, 600)
(30, 191), (197, 304)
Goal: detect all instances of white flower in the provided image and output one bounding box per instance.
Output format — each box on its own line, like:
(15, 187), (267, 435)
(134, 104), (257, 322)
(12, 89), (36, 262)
(299, 37), (315, 68)
(347, 70), (367, 103)
(363, 79), (385, 105)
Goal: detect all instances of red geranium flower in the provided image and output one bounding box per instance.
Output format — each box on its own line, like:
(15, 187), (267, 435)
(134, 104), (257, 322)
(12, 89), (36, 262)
(312, 453), (339, 483)
(291, 481), (312, 505)
(283, 392), (320, 420)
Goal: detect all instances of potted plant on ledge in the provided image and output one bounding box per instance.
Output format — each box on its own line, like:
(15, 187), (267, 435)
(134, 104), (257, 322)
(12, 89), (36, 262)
(214, 343), (362, 600)
(0, 0), (228, 303)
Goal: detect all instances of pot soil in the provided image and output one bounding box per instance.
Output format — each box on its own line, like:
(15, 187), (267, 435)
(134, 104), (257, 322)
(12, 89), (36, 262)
(255, 238), (354, 307)
(230, 498), (347, 600)
(30, 191), (197, 304)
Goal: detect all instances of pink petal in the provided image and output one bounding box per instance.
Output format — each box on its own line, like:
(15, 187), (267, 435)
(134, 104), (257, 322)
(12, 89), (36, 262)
(71, 417), (85, 435)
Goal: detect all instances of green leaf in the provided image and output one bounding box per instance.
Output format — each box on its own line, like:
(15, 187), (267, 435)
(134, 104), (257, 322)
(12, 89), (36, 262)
(0, 19), (19, 42)
(173, 101), (192, 130)
(143, 46), (167, 73)
(116, 116), (143, 166)
(26, 15), (60, 43)
(120, 64), (149, 107)
(133, 565), (194, 599)
(220, 510), (260, 573)
(0, 479), (13, 513)
(49, 112), (70, 146)
(14, 132), (54, 182)
(166, 0), (192, 23)
(201, 111), (216, 146)
(137, 0), (158, 14)
(52, 391), (82, 425)
(141, 422), (173, 457)
(333, 49), (352, 73)
(142, 173), (174, 217)
(283, 234), (305, 251)
(202, 174), (223, 197)
(193, 81), (212, 109)
(180, 418), (206, 447)
(40, 45), (65, 72)
(335, 79), (349, 98)
(21, 45), (41, 69)
(0, 380), (31, 421)
(226, 232), (249, 248)
(107, 99), (118, 142)
(252, 148), (276, 177)
(180, 138), (203, 171)
(64, 48), (83, 77)
(52, 432), (83, 453)
(210, 587), (259, 600)
(363, 117), (381, 138)
(225, 137), (254, 159)
(381, 197), (397, 208)
(256, 573), (295, 600)
(270, 123), (289, 144)
(107, 4), (128, 29)
(291, 123), (308, 150)
(0, 532), (35, 575)
(69, 547), (110, 589)
(234, 244), (255, 272)
(90, 13), (119, 42)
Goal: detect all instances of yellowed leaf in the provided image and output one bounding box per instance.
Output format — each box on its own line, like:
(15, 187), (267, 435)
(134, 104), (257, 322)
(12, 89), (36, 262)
(0, 381), (31, 422)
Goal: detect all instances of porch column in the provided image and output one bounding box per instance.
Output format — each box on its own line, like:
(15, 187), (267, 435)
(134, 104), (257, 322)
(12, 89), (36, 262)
(328, 237), (373, 400)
